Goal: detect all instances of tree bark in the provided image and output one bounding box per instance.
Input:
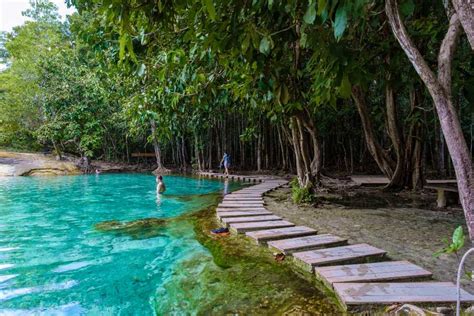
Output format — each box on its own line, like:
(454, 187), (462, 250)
(451, 0), (474, 49)
(300, 114), (322, 183)
(194, 134), (202, 171)
(386, 0), (474, 239)
(385, 82), (406, 190)
(150, 119), (164, 170)
(352, 85), (395, 178)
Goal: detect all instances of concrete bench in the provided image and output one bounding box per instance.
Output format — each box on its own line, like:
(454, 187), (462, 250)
(425, 184), (458, 208)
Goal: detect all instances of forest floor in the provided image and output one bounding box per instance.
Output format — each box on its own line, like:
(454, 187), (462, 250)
(264, 185), (474, 293)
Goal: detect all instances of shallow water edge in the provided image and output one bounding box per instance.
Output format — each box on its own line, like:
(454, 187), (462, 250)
(156, 197), (343, 315)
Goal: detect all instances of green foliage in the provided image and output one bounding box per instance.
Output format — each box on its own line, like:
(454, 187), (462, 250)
(434, 226), (471, 280)
(290, 178), (316, 205)
(333, 5), (348, 40)
(434, 226), (465, 257)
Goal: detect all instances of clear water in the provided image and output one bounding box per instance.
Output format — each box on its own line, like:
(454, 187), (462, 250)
(0, 174), (239, 315)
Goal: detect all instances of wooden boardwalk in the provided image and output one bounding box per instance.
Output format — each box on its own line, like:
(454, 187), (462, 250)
(200, 172), (474, 311)
(268, 234), (347, 254)
(247, 226), (317, 245)
(222, 215), (282, 226)
(334, 282), (474, 309)
(229, 220), (294, 234)
(293, 244), (387, 272)
(217, 210), (273, 218)
(315, 261), (432, 287)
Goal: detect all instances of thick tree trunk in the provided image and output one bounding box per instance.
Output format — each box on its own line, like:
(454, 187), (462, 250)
(405, 89), (425, 190)
(352, 85), (395, 178)
(290, 116), (312, 188)
(386, 0), (474, 239)
(385, 82), (406, 190)
(300, 114), (322, 183)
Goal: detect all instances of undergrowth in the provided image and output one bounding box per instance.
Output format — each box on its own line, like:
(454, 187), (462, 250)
(290, 178), (316, 204)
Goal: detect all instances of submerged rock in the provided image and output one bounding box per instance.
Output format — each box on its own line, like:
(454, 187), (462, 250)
(95, 218), (168, 239)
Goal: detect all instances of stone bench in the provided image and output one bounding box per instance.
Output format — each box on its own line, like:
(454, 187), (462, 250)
(425, 184), (458, 208)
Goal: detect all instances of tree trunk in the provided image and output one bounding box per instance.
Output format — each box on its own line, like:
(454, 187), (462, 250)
(257, 131), (262, 171)
(405, 89), (425, 190)
(194, 134), (202, 171)
(385, 82), (406, 190)
(352, 85), (395, 178)
(451, 0), (474, 49)
(277, 124), (287, 170)
(386, 0), (474, 239)
(150, 120), (164, 171)
(300, 114), (322, 184)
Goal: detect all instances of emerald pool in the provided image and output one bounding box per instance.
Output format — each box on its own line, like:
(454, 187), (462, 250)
(0, 174), (241, 314)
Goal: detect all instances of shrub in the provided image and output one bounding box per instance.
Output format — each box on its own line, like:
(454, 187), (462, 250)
(290, 178), (316, 204)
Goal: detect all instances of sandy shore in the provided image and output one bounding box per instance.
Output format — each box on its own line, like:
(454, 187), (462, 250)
(264, 186), (474, 293)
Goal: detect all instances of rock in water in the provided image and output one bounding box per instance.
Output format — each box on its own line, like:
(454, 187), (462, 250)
(94, 218), (168, 239)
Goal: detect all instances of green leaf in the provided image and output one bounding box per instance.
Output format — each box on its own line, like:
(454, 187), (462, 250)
(452, 226), (465, 250)
(281, 84), (290, 104)
(400, 0), (415, 17)
(203, 0), (217, 20)
(137, 63), (146, 77)
(259, 36), (271, 55)
(339, 74), (351, 98)
(241, 34), (250, 53)
(300, 31), (307, 48)
(334, 6), (348, 41)
(318, 0), (327, 15)
(119, 35), (127, 61)
(303, 2), (317, 24)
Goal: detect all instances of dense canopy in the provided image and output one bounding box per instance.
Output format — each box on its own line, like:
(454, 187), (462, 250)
(0, 0), (472, 235)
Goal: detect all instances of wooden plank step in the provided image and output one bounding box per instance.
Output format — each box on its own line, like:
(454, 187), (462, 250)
(267, 234), (347, 255)
(220, 201), (265, 205)
(228, 192), (263, 194)
(293, 244), (386, 272)
(224, 196), (263, 200)
(217, 210), (273, 218)
(221, 215), (282, 226)
(216, 207), (267, 212)
(218, 204), (265, 208)
(246, 226), (317, 245)
(229, 220), (295, 234)
(224, 197), (263, 200)
(228, 191), (264, 193)
(315, 261), (432, 287)
(334, 282), (474, 310)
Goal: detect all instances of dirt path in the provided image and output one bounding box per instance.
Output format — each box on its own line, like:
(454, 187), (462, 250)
(264, 186), (474, 293)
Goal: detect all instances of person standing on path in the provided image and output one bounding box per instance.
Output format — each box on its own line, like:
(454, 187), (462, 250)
(220, 153), (230, 177)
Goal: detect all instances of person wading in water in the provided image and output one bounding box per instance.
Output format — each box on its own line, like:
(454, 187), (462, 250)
(156, 175), (166, 194)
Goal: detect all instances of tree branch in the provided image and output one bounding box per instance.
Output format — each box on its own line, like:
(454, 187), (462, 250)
(438, 13), (462, 98)
(451, 0), (474, 49)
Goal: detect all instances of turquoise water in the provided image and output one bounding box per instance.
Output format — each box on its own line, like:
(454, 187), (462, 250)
(0, 174), (238, 315)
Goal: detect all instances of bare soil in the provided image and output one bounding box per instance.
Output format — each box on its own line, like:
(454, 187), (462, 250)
(264, 185), (474, 293)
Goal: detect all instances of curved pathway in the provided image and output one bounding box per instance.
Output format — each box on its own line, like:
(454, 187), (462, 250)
(200, 172), (474, 312)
